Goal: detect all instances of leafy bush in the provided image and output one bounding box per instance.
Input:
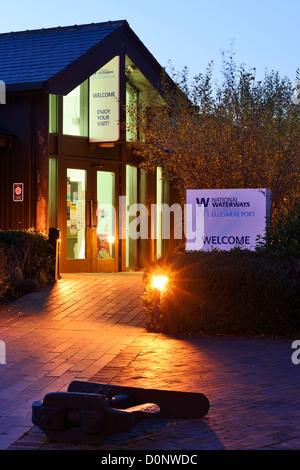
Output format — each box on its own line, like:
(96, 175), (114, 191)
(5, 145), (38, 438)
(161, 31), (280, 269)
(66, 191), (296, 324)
(0, 246), (9, 300)
(142, 250), (300, 338)
(0, 229), (56, 303)
(256, 201), (300, 258)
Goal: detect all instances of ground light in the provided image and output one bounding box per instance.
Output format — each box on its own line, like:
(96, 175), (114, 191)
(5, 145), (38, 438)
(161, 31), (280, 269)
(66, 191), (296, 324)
(55, 235), (61, 280)
(151, 275), (169, 329)
(151, 275), (168, 291)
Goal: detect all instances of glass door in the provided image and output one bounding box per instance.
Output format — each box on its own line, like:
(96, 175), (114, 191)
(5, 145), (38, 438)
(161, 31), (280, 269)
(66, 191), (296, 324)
(59, 161), (92, 272)
(66, 168), (87, 261)
(91, 167), (119, 272)
(59, 161), (119, 272)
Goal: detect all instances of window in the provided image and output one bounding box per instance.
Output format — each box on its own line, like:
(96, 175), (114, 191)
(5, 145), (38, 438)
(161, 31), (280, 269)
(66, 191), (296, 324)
(51, 56), (162, 141)
(126, 165), (138, 268)
(49, 158), (57, 226)
(49, 94), (58, 134)
(126, 82), (138, 141)
(96, 171), (116, 260)
(63, 80), (88, 136)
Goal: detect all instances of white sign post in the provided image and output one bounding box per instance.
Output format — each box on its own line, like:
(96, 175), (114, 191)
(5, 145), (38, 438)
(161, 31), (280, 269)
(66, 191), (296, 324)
(186, 188), (271, 251)
(89, 56), (120, 142)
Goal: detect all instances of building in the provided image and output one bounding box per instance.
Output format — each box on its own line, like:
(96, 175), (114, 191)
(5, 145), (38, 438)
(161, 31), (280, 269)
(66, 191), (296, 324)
(0, 20), (177, 272)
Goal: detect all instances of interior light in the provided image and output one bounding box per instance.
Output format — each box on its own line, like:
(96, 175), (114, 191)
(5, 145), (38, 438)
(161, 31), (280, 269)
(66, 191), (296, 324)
(107, 236), (115, 244)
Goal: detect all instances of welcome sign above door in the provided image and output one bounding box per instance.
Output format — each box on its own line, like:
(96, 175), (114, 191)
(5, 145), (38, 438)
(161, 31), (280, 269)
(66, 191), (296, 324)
(186, 188), (271, 252)
(89, 56), (120, 142)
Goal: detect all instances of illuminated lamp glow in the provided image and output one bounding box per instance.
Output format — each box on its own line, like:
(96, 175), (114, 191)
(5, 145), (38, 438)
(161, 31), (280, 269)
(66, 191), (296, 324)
(152, 275), (168, 291)
(107, 236), (115, 244)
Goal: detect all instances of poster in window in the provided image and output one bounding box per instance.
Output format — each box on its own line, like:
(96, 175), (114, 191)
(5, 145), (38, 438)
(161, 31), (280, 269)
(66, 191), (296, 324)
(97, 234), (111, 259)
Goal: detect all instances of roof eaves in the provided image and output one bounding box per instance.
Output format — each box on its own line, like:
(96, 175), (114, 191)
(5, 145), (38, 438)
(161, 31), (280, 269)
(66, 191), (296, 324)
(6, 81), (48, 93)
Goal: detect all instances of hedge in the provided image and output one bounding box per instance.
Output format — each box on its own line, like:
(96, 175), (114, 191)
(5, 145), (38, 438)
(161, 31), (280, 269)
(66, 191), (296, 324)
(142, 249), (300, 338)
(0, 229), (56, 303)
(256, 200), (300, 259)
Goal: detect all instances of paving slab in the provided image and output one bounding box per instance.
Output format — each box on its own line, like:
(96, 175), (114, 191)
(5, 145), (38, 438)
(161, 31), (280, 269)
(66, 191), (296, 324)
(0, 273), (299, 452)
(0, 273), (146, 450)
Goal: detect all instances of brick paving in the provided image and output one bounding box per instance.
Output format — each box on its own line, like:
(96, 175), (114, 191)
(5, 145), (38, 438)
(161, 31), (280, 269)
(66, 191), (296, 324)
(0, 273), (299, 451)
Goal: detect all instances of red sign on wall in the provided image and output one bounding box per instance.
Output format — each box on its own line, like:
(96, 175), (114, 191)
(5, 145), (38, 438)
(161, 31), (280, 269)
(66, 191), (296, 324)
(13, 183), (24, 202)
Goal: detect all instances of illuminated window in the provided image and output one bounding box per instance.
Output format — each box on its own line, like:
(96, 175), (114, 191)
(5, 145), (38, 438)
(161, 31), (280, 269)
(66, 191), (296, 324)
(125, 56), (160, 143)
(63, 80), (88, 136)
(49, 157), (57, 227)
(126, 165), (138, 268)
(96, 171), (116, 259)
(49, 94), (58, 134)
(126, 82), (138, 141)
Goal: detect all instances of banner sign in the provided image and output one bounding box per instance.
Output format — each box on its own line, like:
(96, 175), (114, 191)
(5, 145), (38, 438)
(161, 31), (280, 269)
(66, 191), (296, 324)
(89, 56), (120, 142)
(186, 188), (271, 251)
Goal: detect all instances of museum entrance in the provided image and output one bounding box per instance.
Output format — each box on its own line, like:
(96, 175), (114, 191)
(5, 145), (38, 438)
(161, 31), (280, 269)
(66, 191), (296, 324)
(59, 159), (119, 273)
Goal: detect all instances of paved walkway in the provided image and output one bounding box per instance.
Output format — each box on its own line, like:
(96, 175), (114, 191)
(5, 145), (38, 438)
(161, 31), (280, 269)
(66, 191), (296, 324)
(0, 273), (299, 451)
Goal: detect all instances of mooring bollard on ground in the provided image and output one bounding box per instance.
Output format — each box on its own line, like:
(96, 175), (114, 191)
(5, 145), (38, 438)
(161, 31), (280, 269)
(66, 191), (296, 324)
(32, 381), (210, 445)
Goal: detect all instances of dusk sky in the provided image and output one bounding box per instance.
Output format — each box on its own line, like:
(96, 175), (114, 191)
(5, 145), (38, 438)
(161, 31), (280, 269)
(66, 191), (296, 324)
(1, 0), (299, 84)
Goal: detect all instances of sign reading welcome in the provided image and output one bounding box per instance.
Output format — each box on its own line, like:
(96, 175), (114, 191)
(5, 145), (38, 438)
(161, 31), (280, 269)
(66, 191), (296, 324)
(186, 188), (271, 251)
(89, 56), (120, 142)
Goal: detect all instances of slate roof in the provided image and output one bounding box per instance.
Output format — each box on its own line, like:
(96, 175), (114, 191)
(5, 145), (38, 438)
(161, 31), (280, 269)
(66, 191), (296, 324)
(0, 21), (127, 91)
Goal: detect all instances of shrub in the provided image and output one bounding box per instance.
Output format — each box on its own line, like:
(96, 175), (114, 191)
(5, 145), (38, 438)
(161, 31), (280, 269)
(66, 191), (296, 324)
(0, 229), (56, 303)
(256, 200), (300, 258)
(0, 246), (9, 301)
(142, 250), (300, 338)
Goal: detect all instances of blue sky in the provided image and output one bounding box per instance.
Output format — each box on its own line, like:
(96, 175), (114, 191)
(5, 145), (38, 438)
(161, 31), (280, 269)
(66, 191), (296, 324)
(0, 0), (299, 84)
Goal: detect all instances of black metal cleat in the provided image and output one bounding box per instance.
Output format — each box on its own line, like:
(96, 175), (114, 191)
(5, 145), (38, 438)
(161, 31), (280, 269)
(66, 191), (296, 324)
(32, 381), (210, 445)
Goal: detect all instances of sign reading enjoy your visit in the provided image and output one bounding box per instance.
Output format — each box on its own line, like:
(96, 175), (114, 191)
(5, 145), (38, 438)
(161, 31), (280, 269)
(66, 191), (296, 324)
(89, 56), (120, 143)
(186, 188), (271, 251)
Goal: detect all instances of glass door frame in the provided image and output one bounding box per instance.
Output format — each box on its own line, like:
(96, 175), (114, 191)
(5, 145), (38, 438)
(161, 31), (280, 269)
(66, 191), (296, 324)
(59, 159), (92, 273)
(58, 158), (119, 273)
(91, 163), (119, 273)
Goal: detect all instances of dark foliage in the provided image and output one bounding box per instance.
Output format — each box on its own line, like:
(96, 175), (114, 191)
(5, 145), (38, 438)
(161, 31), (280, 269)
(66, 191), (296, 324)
(142, 249), (299, 338)
(0, 229), (55, 303)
